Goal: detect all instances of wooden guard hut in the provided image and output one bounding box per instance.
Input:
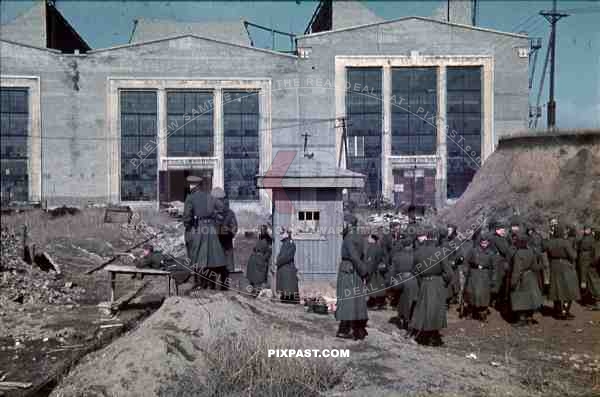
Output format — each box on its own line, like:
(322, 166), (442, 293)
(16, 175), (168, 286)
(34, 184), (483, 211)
(257, 152), (365, 282)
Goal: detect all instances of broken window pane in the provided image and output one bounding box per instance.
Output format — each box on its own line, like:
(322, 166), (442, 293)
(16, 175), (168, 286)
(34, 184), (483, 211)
(167, 91), (214, 157)
(446, 67), (482, 199)
(224, 91), (259, 200)
(120, 90), (157, 201)
(346, 67), (382, 200)
(1, 88), (29, 202)
(391, 67), (437, 156)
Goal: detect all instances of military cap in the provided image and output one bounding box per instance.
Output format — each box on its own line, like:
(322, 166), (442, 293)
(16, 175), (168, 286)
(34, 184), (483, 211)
(143, 244), (154, 252)
(479, 231), (492, 241)
(211, 187), (226, 199)
(186, 175), (203, 183)
(493, 219), (508, 229)
(510, 215), (523, 227)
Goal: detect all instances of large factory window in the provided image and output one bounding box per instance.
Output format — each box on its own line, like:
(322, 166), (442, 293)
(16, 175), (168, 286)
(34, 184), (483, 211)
(0, 88), (29, 203)
(120, 90), (157, 201)
(346, 67), (382, 200)
(391, 67), (437, 155)
(166, 91), (214, 157)
(223, 90), (259, 201)
(446, 67), (482, 199)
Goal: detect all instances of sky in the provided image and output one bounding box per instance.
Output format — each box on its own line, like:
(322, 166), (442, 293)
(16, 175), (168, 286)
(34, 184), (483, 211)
(1, 0), (599, 129)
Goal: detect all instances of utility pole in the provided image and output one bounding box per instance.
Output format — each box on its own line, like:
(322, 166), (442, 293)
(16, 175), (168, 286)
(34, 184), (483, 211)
(540, 0), (569, 130)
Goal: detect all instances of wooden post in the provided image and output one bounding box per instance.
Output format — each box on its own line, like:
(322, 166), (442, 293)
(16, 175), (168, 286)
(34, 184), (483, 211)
(110, 272), (116, 302)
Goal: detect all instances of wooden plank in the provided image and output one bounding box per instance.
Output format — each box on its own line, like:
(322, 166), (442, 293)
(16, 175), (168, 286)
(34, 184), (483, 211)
(104, 265), (171, 275)
(0, 381), (33, 390)
(85, 232), (162, 275)
(111, 281), (150, 311)
(41, 251), (61, 274)
(110, 272), (116, 303)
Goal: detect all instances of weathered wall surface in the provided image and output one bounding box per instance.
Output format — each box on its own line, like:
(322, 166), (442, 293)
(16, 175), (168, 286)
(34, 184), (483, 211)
(0, 2), (46, 49)
(1, 37), (299, 205)
(1, 17), (529, 206)
(297, 17), (529, 144)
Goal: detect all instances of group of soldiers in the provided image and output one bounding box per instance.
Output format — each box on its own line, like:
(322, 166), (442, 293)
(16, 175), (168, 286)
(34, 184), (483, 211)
(334, 213), (600, 344)
(135, 177), (599, 346)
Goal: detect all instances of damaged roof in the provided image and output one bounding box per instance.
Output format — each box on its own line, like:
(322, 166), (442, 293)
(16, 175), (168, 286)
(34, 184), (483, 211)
(130, 17), (251, 46)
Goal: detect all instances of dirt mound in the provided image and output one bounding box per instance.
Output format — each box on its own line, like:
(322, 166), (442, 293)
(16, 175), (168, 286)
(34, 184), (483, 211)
(438, 130), (600, 231)
(0, 225), (85, 307)
(51, 294), (542, 397)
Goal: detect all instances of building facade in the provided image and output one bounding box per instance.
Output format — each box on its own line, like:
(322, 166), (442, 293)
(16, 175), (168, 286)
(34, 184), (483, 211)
(0, 0), (529, 211)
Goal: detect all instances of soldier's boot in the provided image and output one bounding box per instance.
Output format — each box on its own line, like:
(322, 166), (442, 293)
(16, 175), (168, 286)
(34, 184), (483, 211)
(553, 301), (565, 319)
(564, 301), (575, 319)
(430, 331), (444, 347)
(336, 321), (353, 339)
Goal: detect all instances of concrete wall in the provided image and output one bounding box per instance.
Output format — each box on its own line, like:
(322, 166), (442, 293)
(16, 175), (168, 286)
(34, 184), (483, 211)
(1, 16), (529, 207)
(0, 37), (300, 206)
(297, 18), (529, 144)
(0, 1), (46, 48)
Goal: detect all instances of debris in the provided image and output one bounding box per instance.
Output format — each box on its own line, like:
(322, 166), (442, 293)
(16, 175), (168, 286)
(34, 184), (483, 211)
(465, 353), (478, 360)
(65, 281), (73, 289)
(99, 323), (123, 329)
(103, 205), (132, 224)
(490, 361), (501, 367)
(1, 226), (84, 306)
(0, 381), (33, 390)
(48, 205), (80, 218)
(257, 288), (273, 299)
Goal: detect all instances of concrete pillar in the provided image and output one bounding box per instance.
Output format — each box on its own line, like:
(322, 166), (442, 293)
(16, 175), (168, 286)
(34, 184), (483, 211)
(157, 89), (167, 162)
(482, 60), (494, 162)
(382, 65), (393, 203)
(213, 89), (224, 190)
(156, 89), (167, 209)
(436, 65), (447, 209)
(334, 60), (346, 169)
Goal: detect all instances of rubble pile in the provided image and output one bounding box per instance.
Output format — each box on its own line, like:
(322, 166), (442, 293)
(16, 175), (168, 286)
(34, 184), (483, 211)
(0, 226), (86, 307)
(365, 212), (409, 227)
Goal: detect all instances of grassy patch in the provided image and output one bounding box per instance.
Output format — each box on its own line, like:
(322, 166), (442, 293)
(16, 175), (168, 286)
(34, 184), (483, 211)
(203, 329), (346, 397)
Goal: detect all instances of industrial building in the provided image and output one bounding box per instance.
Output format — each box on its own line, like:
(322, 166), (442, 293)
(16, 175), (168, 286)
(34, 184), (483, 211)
(1, 0), (530, 212)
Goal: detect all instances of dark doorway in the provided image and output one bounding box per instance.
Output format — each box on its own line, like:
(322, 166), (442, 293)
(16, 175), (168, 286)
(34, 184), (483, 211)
(159, 169), (213, 203)
(393, 168), (436, 208)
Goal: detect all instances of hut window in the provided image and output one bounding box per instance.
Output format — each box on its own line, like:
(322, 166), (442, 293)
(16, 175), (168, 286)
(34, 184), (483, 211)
(297, 210), (320, 234)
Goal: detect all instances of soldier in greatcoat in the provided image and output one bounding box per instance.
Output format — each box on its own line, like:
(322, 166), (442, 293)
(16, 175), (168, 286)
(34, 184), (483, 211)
(488, 220), (515, 310)
(410, 224), (453, 346)
(275, 228), (299, 304)
(463, 232), (496, 322)
(577, 225), (600, 310)
(182, 176), (226, 289)
(335, 214), (369, 340)
(389, 237), (418, 331)
(366, 234), (387, 310)
(245, 225), (272, 296)
(510, 231), (544, 325)
(214, 191), (237, 290)
(542, 223), (580, 319)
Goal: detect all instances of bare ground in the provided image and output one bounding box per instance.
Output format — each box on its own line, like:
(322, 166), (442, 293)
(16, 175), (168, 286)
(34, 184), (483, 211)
(48, 292), (599, 397)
